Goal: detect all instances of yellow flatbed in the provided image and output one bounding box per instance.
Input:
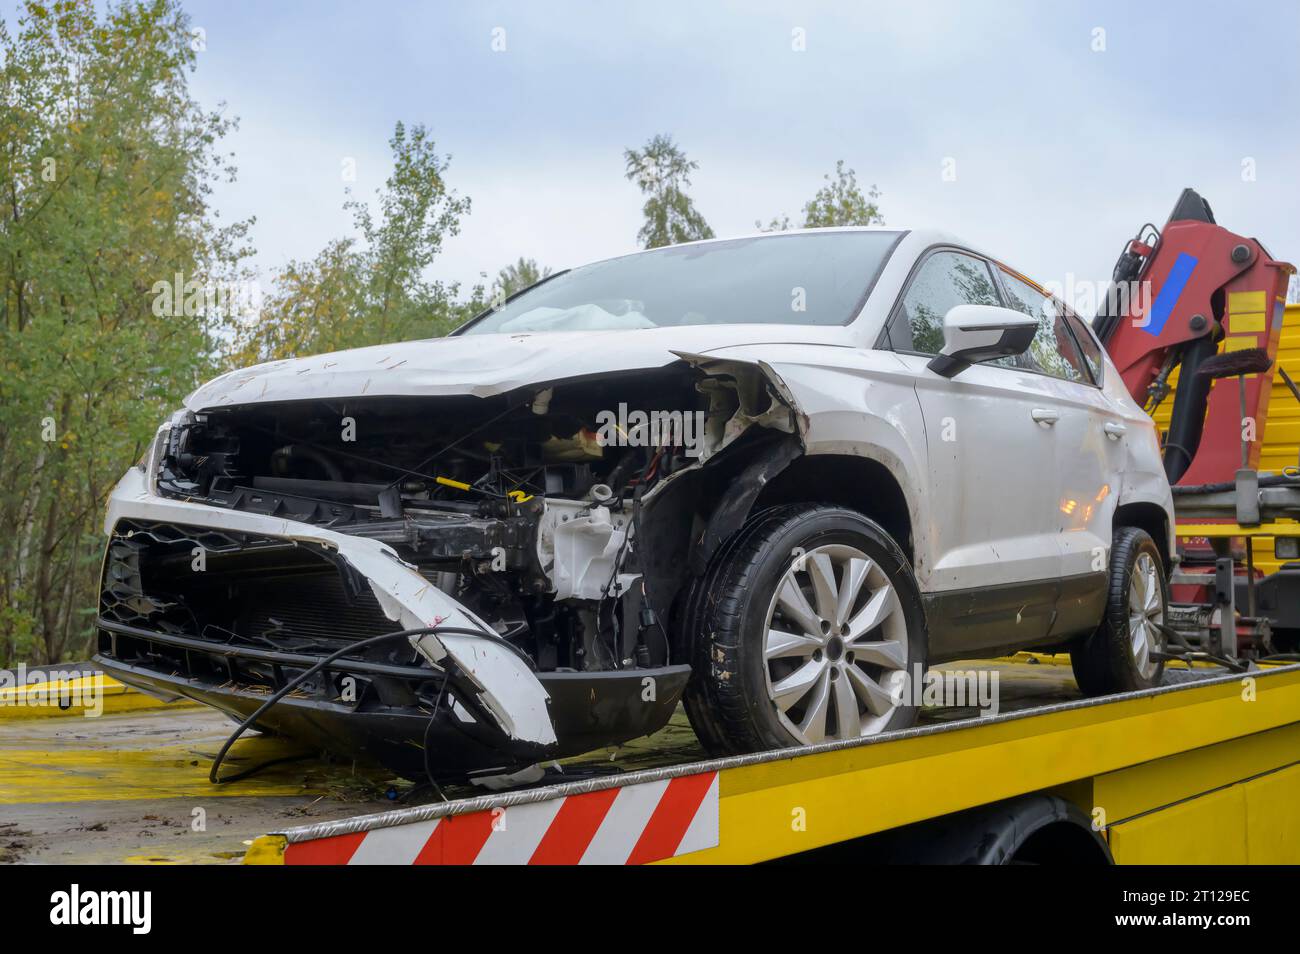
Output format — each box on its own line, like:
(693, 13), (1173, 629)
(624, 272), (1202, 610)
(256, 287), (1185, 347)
(4, 658), (1296, 864)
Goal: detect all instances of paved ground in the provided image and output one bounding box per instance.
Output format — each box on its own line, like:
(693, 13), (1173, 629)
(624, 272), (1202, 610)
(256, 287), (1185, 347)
(0, 656), (1102, 863)
(0, 707), (391, 864)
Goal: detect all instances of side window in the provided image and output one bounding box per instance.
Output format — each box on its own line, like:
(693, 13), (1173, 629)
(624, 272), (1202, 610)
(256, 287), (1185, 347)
(885, 250), (1000, 355)
(994, 270), (1089, 383)
(1066, 313), (1104, 384)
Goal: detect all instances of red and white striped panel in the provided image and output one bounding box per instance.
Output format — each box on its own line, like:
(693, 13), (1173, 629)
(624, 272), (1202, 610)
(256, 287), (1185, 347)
(283, 771), (719, 865)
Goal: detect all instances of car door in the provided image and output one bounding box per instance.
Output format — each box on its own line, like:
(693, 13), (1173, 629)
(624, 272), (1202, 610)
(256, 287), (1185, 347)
(881, 248), (1066, 657)
(991, 267), (1119, 639)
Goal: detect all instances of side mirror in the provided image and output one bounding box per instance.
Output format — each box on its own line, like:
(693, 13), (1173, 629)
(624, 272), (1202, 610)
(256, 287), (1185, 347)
(927, 304), (1038, 378)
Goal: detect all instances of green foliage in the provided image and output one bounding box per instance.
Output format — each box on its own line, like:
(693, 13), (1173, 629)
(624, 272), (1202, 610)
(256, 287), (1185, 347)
(233, 122), (469, 363)
(624, 134), (713, 249)
(494, 257), (552, 300)
(0, 0), (250, 665)
(756, 213), (793, 233)
(760, 160), (885, 231)
(802, 160), (884, 228)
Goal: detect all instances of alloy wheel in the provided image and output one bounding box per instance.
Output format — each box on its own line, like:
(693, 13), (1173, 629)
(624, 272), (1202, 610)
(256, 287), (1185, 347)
(1129, 551), (1164, 679)
(761, 544), (910, 743)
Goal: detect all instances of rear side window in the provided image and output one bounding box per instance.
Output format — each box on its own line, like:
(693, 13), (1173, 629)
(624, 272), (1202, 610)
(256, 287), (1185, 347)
(884, 250), (1000, 355)
(1066, 313), (1104, 384)
(994, 271), (1089, 383)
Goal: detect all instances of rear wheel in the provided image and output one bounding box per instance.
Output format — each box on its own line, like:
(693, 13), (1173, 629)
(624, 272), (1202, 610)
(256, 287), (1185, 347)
(1070, 526), (1167, 696)
(684, 504), (926, 755)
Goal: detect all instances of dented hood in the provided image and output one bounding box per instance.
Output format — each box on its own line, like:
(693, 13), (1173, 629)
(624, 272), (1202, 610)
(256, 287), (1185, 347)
(187, 324), (855, 409)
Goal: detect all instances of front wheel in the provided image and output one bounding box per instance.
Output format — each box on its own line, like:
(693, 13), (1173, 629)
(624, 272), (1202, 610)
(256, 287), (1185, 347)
(683, 504), (927, 755)
(1070, 526), (1168, 696)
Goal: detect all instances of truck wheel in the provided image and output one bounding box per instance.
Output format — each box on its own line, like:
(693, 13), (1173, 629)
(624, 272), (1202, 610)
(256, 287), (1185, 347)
(684, 504), (926, 755)
(1070, 526), (1167, 696)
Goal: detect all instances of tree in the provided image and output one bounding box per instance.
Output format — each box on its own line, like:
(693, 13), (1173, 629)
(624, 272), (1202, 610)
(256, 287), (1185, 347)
(494, 257), (552, 301)
(624, 134), (713, 249)
(0, 0), (251, 664)
(802, 160), (884, 228)
(233, 122), (469, 363)
(756, 213), (793, 233)
(759, 160), (885, 231)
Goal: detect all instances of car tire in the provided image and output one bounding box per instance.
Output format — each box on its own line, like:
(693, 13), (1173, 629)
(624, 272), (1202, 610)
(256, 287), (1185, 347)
(683, 503), (927, 755)
(1070, 526), (1167, 696)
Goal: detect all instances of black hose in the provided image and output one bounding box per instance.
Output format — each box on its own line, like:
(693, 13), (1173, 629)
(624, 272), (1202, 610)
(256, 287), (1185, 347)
(206, 752), (315, 785)
(422, 667), (455, 802)
(208, 624), (500, 784)
(1172, 473), (1300, 495)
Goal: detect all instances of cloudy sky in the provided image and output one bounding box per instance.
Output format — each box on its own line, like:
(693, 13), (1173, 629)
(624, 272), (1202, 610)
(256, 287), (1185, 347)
(15, 0), (1300, 311)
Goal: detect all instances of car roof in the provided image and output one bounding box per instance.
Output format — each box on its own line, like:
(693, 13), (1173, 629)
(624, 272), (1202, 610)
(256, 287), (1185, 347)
(610, 226), (1008, 268)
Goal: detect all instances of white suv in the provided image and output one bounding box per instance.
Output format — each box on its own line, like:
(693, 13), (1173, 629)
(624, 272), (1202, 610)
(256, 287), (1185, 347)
(96, 228), (1174, 782)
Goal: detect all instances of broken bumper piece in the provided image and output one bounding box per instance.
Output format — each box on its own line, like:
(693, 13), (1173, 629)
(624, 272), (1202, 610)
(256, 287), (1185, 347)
(94, 468), (689, 781)
(94, 648), (689, 782)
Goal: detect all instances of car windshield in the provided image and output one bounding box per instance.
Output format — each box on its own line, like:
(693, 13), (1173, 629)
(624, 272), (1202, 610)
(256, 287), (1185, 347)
(458, 230), (903, 335)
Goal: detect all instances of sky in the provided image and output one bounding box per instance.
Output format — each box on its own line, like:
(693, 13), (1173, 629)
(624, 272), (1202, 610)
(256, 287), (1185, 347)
(10, 0), (1300, 312)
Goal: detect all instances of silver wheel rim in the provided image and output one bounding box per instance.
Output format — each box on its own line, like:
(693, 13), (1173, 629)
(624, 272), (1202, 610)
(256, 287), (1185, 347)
(761, 544), (910, 743)
(1129, 552), (1164, 679)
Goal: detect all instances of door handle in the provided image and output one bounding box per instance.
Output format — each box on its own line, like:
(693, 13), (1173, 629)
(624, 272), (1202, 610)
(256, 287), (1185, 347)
(1031, 408), (1059, 426)
(1103, 421), (1127, 439)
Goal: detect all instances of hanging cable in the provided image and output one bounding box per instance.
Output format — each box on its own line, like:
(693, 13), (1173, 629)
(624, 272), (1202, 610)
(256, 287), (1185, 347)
(209, 624), (501, 784)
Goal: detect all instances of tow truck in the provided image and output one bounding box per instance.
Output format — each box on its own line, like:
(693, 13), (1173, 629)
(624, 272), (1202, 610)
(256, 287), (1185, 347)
(1097, 188), (1299, 661)
(3, 191), (1297, 865)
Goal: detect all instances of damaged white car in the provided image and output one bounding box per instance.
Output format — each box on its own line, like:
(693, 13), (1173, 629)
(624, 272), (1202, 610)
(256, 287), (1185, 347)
(96, 228), (1175, 783)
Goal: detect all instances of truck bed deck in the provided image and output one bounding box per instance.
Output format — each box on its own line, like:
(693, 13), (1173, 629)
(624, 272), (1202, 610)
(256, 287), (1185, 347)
(0, 656), (1244, 864)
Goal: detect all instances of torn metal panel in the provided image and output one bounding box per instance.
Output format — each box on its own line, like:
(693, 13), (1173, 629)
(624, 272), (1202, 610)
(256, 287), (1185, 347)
(670, 350), (808, 458)
(410, 632), (554, 745)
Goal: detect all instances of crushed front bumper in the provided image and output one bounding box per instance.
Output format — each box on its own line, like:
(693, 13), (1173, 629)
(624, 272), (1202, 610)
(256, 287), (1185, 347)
(96, 467), (689, 781)
(94, 647), (689, 781)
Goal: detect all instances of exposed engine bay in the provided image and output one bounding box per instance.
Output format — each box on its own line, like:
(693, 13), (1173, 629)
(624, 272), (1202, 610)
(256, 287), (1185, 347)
(155, 365), (716, 670)
(95, 358), (804, 783)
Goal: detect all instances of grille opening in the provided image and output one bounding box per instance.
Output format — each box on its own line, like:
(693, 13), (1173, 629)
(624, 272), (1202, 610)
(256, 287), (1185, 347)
(98, 520), (432, 702)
